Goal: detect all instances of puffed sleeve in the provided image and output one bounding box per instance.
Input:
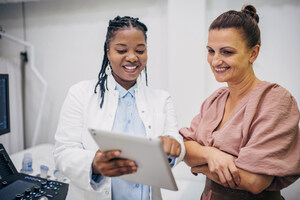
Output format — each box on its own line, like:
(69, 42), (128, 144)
(179, 87), (228, 143)
(179, 113), (201, 141)
(235, 84), (300, 190)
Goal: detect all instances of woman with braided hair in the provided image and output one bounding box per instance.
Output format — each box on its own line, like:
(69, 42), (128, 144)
(180, 5), (300, 200)
(54, 16), (185, 200)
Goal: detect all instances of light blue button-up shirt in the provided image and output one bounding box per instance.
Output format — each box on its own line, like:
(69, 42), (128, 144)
(110, 83), (150, 200)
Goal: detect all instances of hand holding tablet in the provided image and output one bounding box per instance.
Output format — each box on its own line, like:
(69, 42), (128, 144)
(89, 128), (178, 191)
(92, 149), (138, 177)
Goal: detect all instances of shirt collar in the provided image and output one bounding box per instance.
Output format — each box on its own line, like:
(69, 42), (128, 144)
(106, 73), (145, 91)
(115, 82), (136, 98)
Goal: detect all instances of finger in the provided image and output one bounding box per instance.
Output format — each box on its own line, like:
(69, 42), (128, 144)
(190, 168), (198, 176)
(207, 164), (220, 182)
(96, 149), (102, 153)
(212, 173), (220, 182)
(104, 165), (138, 177)
(223, 168), (235, 188)
(192, 172), (198, 176)
(97, 159), (136, 175)
(110, 159), (136, 169)
(217, 170), (228, 187)
(168, 141), (176, 156)
(93, 149), (102, 160)
(191, 166), (204, 174)
(170, 142), (181, 157)
(168, 143), (176, 156)
(100, 150), (121, 162)
(92, 150), (103, 174)
(160, 137), (171, 154)
(228, 164), (240, 186)
(176, 145), (181, 156)
(191, 166), (198, 174)
(158, 136), (165, 146)
(158, 136), (164, 141)
(208, 164), (219, 181)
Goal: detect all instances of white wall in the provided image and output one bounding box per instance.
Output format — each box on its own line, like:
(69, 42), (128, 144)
(1, 0), (299, 151)
(0, 0), (299, 199)
(0, 0), (169, 148)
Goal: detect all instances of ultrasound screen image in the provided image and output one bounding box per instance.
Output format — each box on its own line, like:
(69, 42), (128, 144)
(0, 75), (10, 135)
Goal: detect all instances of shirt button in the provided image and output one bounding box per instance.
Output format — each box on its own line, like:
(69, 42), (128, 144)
(148, 125), (151, 129)
(136, 184), (139, 188)
(105, 190), (109, 195)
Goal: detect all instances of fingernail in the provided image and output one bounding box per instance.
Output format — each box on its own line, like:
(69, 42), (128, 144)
(192, 172), (198, 176)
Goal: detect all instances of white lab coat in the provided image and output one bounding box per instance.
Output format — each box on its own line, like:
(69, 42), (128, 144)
(54, 74), (185, 200)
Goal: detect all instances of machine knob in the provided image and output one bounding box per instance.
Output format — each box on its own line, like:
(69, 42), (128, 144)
(2, 181), (8, 186)
(41, 181), (47, 188)
(34, 185), (41, 192)
(25, 188), (31, 194)
(15, 194), (22, 200)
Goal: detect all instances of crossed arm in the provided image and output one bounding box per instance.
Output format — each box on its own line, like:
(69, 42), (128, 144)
(184, 140), (274, 194)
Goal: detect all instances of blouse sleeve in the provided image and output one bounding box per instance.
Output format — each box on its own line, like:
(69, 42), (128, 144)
(179, 112), (202, 141)
(179, 88), (227, 142)
(235, 85), (300, 190)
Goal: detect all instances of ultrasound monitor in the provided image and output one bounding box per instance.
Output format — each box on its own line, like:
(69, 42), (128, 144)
(0, 74), (10, 135)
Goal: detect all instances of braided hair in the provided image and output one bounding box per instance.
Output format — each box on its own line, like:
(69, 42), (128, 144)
(209, 5), (260, 48)
(94, 16), (148, 108)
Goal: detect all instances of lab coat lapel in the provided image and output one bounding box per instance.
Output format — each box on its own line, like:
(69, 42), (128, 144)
(135, 76), (153, 137)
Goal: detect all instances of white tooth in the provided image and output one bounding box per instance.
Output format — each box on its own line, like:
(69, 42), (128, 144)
(124, 66), (137, 70)
(215, 67), (227, 71)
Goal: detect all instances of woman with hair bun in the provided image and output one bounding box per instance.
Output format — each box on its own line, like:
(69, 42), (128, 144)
(181, 5), (300, 200)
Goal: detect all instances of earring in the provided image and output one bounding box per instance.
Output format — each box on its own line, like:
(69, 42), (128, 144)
(105, 65), (112, 76)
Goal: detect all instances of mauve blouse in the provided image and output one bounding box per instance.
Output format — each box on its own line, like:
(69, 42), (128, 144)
(180, 81), (300, 190)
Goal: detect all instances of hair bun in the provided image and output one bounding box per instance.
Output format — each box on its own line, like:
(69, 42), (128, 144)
(242, 5), (259, 23)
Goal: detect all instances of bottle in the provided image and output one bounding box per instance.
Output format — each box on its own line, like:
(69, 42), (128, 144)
(20, 153), (33, 174)
(53, 169), (64, 182)
(40, 165), (49, 178)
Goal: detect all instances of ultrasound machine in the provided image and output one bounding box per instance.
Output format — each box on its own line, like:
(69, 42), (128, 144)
(0, 74), (68, 200)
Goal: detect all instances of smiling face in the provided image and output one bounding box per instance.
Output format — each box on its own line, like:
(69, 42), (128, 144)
(206, 28), (258, 85)
(107, 27), (147, 90)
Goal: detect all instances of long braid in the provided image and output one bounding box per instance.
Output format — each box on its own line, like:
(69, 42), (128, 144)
(94, 43), (109, 108)
(94, 16), (148, 108)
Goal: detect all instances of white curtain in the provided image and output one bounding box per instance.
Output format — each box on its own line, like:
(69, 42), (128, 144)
(0, 57), (24, 154)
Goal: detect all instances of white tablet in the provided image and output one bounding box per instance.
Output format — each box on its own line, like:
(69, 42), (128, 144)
(88, 128), (178, 191)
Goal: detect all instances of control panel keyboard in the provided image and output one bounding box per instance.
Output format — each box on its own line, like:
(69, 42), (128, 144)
(0, 144), (68, 200)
